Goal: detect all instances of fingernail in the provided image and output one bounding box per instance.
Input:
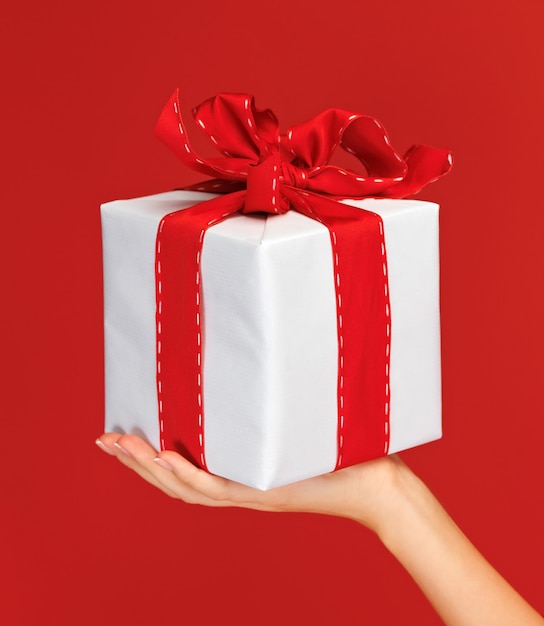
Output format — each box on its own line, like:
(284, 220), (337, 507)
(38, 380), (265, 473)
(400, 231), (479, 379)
(95, 438), (116, 456)
(153, 457), (174, 471)
(114, 442), (132, 457)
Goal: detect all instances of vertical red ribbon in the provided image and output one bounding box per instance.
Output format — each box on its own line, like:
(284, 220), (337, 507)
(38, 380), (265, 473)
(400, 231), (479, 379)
(155, 192), (245, 468)
(285, 189), (391, 467)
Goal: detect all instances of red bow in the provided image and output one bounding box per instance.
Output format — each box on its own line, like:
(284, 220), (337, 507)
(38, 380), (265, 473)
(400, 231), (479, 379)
(155, 89), (452, 212)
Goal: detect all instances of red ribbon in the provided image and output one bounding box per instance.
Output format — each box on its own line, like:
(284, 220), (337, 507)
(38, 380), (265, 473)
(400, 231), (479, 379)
(154, 89), (452, 471)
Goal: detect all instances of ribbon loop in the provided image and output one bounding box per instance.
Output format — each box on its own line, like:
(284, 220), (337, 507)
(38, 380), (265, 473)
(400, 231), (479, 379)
(193, 93), (279, 160)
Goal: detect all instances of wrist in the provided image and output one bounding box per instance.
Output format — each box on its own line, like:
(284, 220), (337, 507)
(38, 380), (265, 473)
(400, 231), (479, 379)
(346, 455), (418, 535)
(347, 456), (432, 540)
(372, 459), (443, 553)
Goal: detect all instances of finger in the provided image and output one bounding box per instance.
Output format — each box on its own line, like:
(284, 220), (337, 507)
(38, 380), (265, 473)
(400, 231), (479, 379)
(96, 433), (180, 499)
(107, 434), (229, 507)
(99, 434), (283, 511)
(151, 459), (236, 507)
(158, 450), (279, 511)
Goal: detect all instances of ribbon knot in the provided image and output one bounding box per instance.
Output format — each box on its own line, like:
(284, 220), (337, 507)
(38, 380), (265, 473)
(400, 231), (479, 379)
(244, 153), (310, 215)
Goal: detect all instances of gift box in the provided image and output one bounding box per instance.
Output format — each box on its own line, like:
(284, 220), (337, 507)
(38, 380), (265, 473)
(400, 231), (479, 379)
(102, 89), (451, 490)
(102, 190), (442, 489)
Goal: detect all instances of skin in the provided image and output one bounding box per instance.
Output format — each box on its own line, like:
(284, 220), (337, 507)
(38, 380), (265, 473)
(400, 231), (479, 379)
(96, 433), (543, 626)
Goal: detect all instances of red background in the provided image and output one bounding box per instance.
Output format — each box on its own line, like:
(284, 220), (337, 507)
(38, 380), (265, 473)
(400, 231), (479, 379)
(2, 0), (543, 623)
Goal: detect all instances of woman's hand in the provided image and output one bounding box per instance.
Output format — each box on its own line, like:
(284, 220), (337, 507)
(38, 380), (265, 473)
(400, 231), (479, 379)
(95, 432), (405, 535)
(96, 432), (544, 625)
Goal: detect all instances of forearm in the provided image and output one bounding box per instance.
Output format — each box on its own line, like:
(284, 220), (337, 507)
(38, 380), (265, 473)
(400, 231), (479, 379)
(370, 464), (543, 626)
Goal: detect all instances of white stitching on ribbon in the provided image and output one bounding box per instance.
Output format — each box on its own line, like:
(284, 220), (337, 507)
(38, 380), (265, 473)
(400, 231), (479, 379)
(378, 219), (391, 455)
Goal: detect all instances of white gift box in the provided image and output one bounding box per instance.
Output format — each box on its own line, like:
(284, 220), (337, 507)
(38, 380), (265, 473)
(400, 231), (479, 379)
(102, 190), (441, 489)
